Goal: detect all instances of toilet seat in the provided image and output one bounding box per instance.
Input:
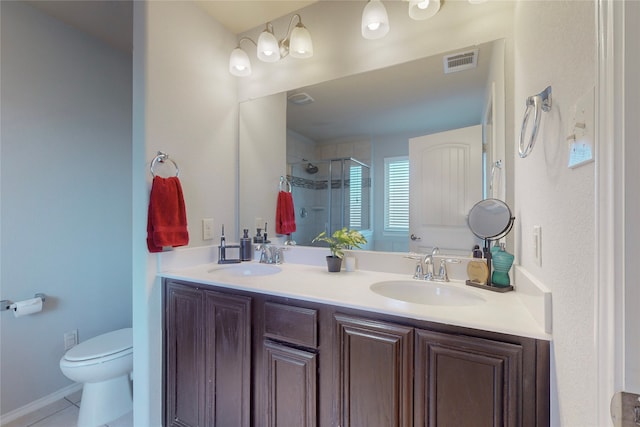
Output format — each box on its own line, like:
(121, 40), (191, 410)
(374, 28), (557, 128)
(61, 328), (132, 367)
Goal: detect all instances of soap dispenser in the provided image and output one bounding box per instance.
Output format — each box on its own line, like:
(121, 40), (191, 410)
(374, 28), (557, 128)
(240, 229), (252, 261)
(491, 243), (514, 287)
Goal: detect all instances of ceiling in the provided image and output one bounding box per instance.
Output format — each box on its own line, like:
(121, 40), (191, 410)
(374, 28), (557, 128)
(26, 0), (134, 52)
(26, 0), (316, 53)
(24, 1), (495, 143)
(286, 41), (494, 142)
(196, 1), (318, 34)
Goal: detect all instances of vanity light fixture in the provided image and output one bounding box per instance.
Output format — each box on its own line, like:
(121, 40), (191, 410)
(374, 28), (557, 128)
(362, 0), (443, 40)
(229, 13), (313, 77)
(361, 0), (390, 40)
(408, 0), (441, 20)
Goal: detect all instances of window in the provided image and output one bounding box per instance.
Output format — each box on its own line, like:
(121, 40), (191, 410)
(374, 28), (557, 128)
(349, 165), (362, 228)
(384, 156), (409, 231)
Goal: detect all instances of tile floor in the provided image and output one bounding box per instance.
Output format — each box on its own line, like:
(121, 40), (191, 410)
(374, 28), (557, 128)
(3, 390), (133, 427)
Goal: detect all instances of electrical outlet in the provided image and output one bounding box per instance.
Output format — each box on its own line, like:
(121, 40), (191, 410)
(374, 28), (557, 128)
(64, 330), (78, 351)
(202, 218), (214, 240)
(533, 225), (542, 267)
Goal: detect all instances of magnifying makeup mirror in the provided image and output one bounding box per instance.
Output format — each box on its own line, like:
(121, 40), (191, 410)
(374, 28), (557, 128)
(467, 198), (514, 241)
(467, 199), (515, 290)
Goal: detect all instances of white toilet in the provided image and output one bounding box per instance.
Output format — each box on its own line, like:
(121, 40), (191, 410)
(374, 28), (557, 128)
(59, 328), (133, 427)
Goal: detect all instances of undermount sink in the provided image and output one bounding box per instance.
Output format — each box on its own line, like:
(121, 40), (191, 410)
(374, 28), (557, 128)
(208, 263), (282, 277)
(370, 280), (486, 306)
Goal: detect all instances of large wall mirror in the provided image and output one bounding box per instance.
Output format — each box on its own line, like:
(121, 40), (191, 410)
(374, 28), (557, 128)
(240, 37), (507, 254)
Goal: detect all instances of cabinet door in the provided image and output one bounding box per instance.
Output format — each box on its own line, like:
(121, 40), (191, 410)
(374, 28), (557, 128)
(203, 290), (252, 427)
(335, 314), (413, 427)
(415, 329), (523, 427)
(264, 340), (317, 427)
(165, 283), (204, 427)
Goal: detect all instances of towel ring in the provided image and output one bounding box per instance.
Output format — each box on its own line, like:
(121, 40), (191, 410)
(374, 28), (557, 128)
(150, 151), (179, 177)
(518, 86), (552, 158)
(279, 176), (292, 193)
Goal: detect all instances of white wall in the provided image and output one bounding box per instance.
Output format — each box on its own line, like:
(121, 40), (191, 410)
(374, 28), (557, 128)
(625, 0), (640, 393)
(0, 1), (132, 416)
(129, 1), (606, 425)
(513, 1), (597, 425)
(239, 93), (287, 239)
(132, 2), (238, 425)
(237, 0), (515, 102)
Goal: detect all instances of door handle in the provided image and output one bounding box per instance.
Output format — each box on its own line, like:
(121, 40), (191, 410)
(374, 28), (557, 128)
(410, 234), (422, 241)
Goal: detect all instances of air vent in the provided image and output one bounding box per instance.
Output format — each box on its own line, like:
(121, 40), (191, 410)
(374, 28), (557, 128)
(287, 92), (315, 105)
(443, 49), (478, 74)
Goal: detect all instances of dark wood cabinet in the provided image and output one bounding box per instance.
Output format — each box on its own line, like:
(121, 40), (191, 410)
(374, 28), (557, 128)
(414, 329), (523, 427)
(165, 283), (203, 427)
(335, 314), (414, 427)
(264, 341), (317, 427)
(164, 279), (549, 427)
(261, 302), (319, 427)
(164, 282), (251, 427)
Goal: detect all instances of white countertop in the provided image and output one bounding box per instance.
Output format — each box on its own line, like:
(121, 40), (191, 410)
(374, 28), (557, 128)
(160, 260), (551, 341)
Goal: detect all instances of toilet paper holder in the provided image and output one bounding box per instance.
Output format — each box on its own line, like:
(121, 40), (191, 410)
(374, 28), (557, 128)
(1, 293), (46, 311)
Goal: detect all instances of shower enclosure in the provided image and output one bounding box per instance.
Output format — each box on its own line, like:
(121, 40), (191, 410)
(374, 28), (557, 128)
(287, 158), (371, 246)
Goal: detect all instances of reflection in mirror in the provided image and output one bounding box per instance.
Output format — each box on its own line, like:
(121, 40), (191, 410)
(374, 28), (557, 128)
(288, 157), (372, 247)
(239, 39), (506, 254)
(284, 39), (504, 253)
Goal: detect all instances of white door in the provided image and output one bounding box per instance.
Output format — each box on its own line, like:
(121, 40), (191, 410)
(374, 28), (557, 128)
(409, 125), (483, 254)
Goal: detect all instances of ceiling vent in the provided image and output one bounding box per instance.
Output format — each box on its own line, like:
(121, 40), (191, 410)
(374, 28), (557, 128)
(288, 92), (315, 106)
(443, 49), (478, 74)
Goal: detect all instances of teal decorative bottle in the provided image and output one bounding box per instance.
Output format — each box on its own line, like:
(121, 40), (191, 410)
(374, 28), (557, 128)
(490, 241), (501, 258)
(491, 243), (514, 287)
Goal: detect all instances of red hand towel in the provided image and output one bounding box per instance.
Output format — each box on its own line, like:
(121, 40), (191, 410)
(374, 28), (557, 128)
(276, 191), (296, 235)
(147, 176), (189, 253)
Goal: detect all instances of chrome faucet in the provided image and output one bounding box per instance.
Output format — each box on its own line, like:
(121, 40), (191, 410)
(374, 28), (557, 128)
(436, 259), (449, 282)
(257, 244), (285, 265)
(422, 247), (440, 281)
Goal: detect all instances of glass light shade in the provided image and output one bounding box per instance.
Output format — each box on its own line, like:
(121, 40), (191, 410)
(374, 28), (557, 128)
(408, 0), (441, 20)
(229, 47), (251, 77)
(257, 29), (281, 62)
(361, 0), (389, 40)
(289, 23), (313, 58)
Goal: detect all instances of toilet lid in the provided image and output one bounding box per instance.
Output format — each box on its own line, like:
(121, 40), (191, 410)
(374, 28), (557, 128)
(64, 328), (132, 362)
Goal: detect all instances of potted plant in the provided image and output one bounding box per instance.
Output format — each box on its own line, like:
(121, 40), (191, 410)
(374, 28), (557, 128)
(312, 228), (367, 272)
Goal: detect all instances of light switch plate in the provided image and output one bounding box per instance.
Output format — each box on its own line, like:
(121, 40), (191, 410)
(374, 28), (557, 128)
(568, 86), (595, 168)
(533, 225), (542, 267)
(202, 218), (214, 240)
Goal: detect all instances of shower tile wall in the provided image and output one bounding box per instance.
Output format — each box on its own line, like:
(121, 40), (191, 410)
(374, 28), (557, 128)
(286, 132), (372, 245)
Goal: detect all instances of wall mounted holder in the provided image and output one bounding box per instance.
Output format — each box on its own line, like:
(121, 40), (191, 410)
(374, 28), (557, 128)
(1, 293), (46, 311)
(518, 86), (552, 158)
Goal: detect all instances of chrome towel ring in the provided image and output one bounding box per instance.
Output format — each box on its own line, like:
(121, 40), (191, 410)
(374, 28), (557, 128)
(518, 86), (552, 158)
(279, 176), (292, 193)
(150, 151), (179, 177)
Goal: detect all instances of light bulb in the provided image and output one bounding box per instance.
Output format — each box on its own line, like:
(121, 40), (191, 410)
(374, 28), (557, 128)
(289, 22), (313, 58)
(257, 27), (281, 63)
(361, 0), (389, 40)
(229, 47), (251, 77)
(367, 22), (381, 31)
(408, 0), (440, 20)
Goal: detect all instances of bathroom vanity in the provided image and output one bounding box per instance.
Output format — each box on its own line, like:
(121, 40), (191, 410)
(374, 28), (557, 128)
(161, 262), (550, 427)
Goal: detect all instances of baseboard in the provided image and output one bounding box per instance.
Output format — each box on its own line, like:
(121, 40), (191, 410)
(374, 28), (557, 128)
(0, 382), (82, 426)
